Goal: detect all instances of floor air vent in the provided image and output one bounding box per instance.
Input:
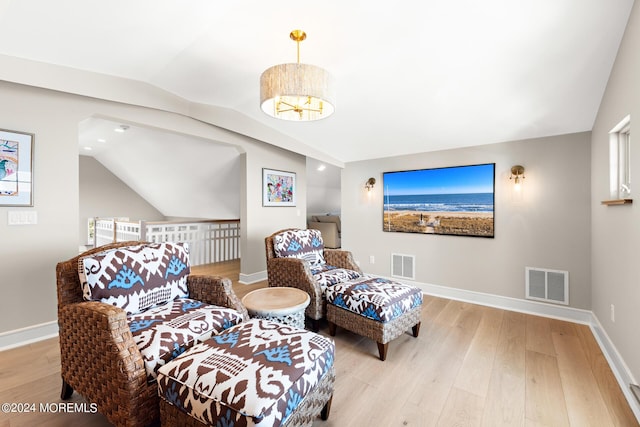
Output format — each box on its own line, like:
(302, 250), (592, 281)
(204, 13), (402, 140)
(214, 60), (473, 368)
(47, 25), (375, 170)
(526, 267), (569, 305)
(391, 253), (415, 280)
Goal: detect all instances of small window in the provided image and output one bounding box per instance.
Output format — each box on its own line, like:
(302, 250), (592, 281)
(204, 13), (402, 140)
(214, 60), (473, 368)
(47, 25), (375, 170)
(609, 115), (631, 199)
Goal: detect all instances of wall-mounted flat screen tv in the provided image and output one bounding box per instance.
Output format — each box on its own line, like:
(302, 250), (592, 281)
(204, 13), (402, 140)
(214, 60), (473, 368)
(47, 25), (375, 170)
(383, 163), (495, 237)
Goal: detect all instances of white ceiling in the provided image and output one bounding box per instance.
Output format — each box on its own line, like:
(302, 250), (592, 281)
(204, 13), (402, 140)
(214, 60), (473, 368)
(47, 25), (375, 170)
(0, 0), (634, 163)
(79, 117), (242, 219)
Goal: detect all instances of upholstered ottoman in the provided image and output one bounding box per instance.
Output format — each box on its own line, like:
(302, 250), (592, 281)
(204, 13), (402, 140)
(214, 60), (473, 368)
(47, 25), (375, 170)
(157, 319), (335, 426)
(326, 276), (423, 361)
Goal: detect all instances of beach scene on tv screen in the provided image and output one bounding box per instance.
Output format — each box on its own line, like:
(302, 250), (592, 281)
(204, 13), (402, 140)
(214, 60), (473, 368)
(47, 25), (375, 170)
(383, 163), (495, 237)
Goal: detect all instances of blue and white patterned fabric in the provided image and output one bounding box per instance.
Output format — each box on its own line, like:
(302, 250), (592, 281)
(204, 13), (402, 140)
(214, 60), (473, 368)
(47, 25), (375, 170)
(128, 297), (244, 382)
(272, 229), (326, 267)
(79, 242), (190, 315)
(157, 319), (335, 426)
(325, 276), (423, 323)
(311, 264), (362, 295)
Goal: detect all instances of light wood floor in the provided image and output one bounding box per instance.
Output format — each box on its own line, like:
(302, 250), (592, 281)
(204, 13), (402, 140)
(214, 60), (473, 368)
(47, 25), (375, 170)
(1, 260), (637, 426)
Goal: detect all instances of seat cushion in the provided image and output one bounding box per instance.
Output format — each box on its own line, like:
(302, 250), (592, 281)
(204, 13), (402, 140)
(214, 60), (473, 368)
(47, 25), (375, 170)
(325, 276), (423, 323)
(157, 319), (335, 427)
(80, 242), (191, 315)
(128, 297), (244, 382)
(272, 229), (326, 267)
(311, 264), (361, 295)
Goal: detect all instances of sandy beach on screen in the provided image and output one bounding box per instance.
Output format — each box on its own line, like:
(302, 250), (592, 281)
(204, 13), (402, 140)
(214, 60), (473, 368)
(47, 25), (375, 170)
(383, 210), (494, 236)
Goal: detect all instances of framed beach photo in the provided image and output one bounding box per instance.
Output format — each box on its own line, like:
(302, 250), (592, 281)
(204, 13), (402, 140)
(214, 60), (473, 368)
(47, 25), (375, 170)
(263, 168), (296, 206)
(0, 128), (34, 207)
(383, 163), (495, 237)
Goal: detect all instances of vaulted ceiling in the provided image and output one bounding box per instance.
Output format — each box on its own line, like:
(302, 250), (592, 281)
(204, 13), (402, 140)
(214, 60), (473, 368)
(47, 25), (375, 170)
(0, 1), (634, 165)
(79, 117), (242, 219)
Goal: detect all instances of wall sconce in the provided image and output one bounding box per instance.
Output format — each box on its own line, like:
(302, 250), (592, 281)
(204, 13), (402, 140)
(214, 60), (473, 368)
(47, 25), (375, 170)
(510, 165), (525, 191)
(365, 177), (376, 191)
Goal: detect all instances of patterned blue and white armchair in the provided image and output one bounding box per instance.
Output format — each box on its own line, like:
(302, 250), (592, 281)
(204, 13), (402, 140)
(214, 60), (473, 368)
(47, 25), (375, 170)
(265, 228), (362, 331)
(56, 241), (248, 427)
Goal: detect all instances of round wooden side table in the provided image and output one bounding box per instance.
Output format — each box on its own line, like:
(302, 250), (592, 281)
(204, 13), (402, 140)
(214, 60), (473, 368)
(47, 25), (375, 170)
(242, 287), (310, 329)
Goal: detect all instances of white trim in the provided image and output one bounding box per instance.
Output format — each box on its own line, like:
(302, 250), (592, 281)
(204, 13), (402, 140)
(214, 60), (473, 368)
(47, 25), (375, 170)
(0, 321), (59, 352)
(590, 314), (640, 421)
(1, 278), (638, 421)
(238, 270), (267, 285)
(609, 114), (632, 199)
(405, 278), (591, 323)
(395, 277), (639, 421)
(610, 114), (632, 133)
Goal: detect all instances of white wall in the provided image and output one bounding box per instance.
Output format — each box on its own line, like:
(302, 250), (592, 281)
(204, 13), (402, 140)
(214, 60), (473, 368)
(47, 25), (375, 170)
(242, 144), (307, 276)
(79, 155), (166, 246)
(307, 184), (341, 216)
(0, 80), (305, 334)
(342, 132), (591, 309)
(0, 83), (79, 333)
(307, 160), (341, 216)
(188, 108), (307, 279)
(591, 0), (640, 384)
(88, 121), (243, 221)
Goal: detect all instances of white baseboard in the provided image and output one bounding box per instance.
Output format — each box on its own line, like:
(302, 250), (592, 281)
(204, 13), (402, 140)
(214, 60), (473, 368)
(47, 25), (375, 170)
(238, 270), (267, 285)
(590, 314), (640, 421)
(0, 321), (59, 352)
(409, 279), (593, 324)
(399, 277), (639, 422)
(2, 278), (638, 421)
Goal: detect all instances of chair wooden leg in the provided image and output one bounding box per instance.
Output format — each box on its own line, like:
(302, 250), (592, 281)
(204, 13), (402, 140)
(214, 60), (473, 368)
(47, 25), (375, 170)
(377, 342), (388, 361)
(321, 395), (333, 420)
(412, 321), (421, 338)
(60, 379), (73, 400)
(310, 318), (320, 333)
(328, 321), (337, 337)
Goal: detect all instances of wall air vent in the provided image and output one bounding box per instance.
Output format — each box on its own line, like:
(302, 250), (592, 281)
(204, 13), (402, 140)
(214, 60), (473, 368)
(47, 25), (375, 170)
(525, 267), (569, 305)
(391, 253), (415, 280)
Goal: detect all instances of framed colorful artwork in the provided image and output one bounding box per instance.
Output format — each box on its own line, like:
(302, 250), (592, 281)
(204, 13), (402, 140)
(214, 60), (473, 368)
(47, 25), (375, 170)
(0, 128), (34, 207)
(262, 168), (296, 206)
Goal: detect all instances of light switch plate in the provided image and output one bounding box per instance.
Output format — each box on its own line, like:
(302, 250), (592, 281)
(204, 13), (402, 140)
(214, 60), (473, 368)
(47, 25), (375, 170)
(8, 211), (38, 225)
